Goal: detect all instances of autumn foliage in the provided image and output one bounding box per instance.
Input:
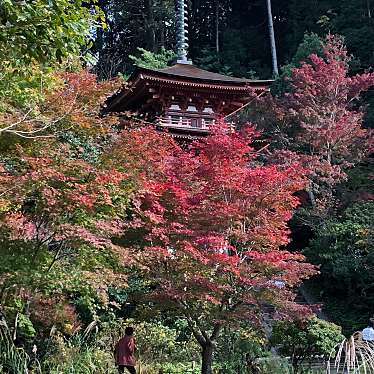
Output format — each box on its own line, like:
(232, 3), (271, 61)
(0, 72), (128, 330)
(284, 35), (373, 175)
(2, 34), (373, 372)
(0, 70), (121, 139)
(0, 113), (316, 371)
(255, 35), (374, 213)
(99, 124), (316, 372)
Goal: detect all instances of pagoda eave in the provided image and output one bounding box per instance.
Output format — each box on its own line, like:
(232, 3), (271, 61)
(104, 63), (273, 139)
(106, 77), (266, 115)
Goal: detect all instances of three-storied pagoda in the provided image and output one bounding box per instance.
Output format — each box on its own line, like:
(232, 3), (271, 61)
(105, 0), (272, 139)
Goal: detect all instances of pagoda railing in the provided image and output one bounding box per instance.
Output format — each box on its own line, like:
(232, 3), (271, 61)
(158, 115), (213, 132)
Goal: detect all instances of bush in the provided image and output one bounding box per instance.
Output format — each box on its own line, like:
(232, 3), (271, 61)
(42, 333), (115, 374)
(214, 326), (267, 374)
(97, 319), (200, 368)
(270, 316), (344, 373)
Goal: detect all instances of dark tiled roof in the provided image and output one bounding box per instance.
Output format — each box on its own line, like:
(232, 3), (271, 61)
(104, 63), (273, 113)
(137, 63), (273, 85)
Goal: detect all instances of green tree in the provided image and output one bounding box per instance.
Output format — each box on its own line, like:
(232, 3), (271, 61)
(305, 201), (374, 331)
(0, 0), (103, 108)
(271, 33), (324, 96)
(92, 0), (175, 79)
(194, 48), (233, 76)
(271, 316), (344, 373)
(129, 47), (176, 69)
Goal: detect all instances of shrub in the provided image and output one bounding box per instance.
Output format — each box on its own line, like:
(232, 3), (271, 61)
(215, 327), (267, 374)
(42, 333), (114, 374)
(98, 319), (200, 368)
(270, 316), (344, 373)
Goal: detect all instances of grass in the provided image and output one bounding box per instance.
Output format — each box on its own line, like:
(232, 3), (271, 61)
(328, 332), (374, 373)
(0, 318), (35, 374)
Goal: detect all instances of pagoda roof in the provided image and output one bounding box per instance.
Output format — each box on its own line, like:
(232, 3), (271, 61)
(104, 63), (273, 113)
(138, 63), (272, 85)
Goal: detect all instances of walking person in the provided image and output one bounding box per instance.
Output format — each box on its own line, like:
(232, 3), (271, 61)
(362, 320), (374, 342)
(114, 327), (137, 374)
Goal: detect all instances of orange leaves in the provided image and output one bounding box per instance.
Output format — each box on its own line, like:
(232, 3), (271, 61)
(0, 136), (130, 255)
(2, 212), (38, 241)
(0, 63), (319, 328)
(0, 70), (122, 140)
(44, 70), (122, 135)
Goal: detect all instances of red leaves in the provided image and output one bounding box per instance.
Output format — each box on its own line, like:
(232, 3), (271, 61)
(286, 35), (373, 175)
(0, 141), (130, 256)
(3, 213), (38, 241)
(118, 124), (316, 321)
(0, 68), (321, 328)
(252, 34), (374, 217)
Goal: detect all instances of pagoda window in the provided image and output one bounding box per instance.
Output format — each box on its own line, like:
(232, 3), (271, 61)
(169, 104), (181, 111)
(187, 105), (198, 112)
(202, 118), (214, 127)
(183, 118), (191, 126)
(203, 107), (214, 114)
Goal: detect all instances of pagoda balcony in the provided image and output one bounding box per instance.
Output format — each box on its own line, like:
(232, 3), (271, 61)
(157, 115), (213, 133)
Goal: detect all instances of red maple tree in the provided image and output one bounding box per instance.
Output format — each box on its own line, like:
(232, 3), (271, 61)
(286, 35), (373, 176)
(0, 70), (317, 373)
(107, 124), (316, 373)
(255, 35), (374, 215)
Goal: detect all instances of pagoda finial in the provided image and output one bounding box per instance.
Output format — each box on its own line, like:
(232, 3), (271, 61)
(176, 0), (192, 64)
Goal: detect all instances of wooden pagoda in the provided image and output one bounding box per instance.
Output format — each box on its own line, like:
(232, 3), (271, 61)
(105, 64), (271, 138)
(104, 0), (272, 138)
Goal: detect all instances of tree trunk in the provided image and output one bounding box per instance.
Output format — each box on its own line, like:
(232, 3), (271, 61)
(145, 0), (156, 51)
(265, 0), (279, 76)
(160, 23), (165, 49)
(367, 0), (372, 18)
(201, 342), (214, 374)
(215, 0), (220, 53)
(307, 182), (316, 208)
(183, 315), (221, 374)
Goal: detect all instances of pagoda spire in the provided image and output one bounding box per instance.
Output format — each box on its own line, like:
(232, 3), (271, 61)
(176, 0), (192, 64)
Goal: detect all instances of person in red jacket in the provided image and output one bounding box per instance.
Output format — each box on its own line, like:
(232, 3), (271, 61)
(114, 327), (136, 374)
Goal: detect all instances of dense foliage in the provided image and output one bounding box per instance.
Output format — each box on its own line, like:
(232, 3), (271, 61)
(0, 77), (317, 373)
(305, 201), (374, 334)
(103, 124), (316, 372)
(0, 0), (103, 109)
(271, 317), (344, 372)
(251, 33), (374, 338)
(1, 1), (374, 373)
(255, 35), (373, 218)
(92, 0), (374, 78)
